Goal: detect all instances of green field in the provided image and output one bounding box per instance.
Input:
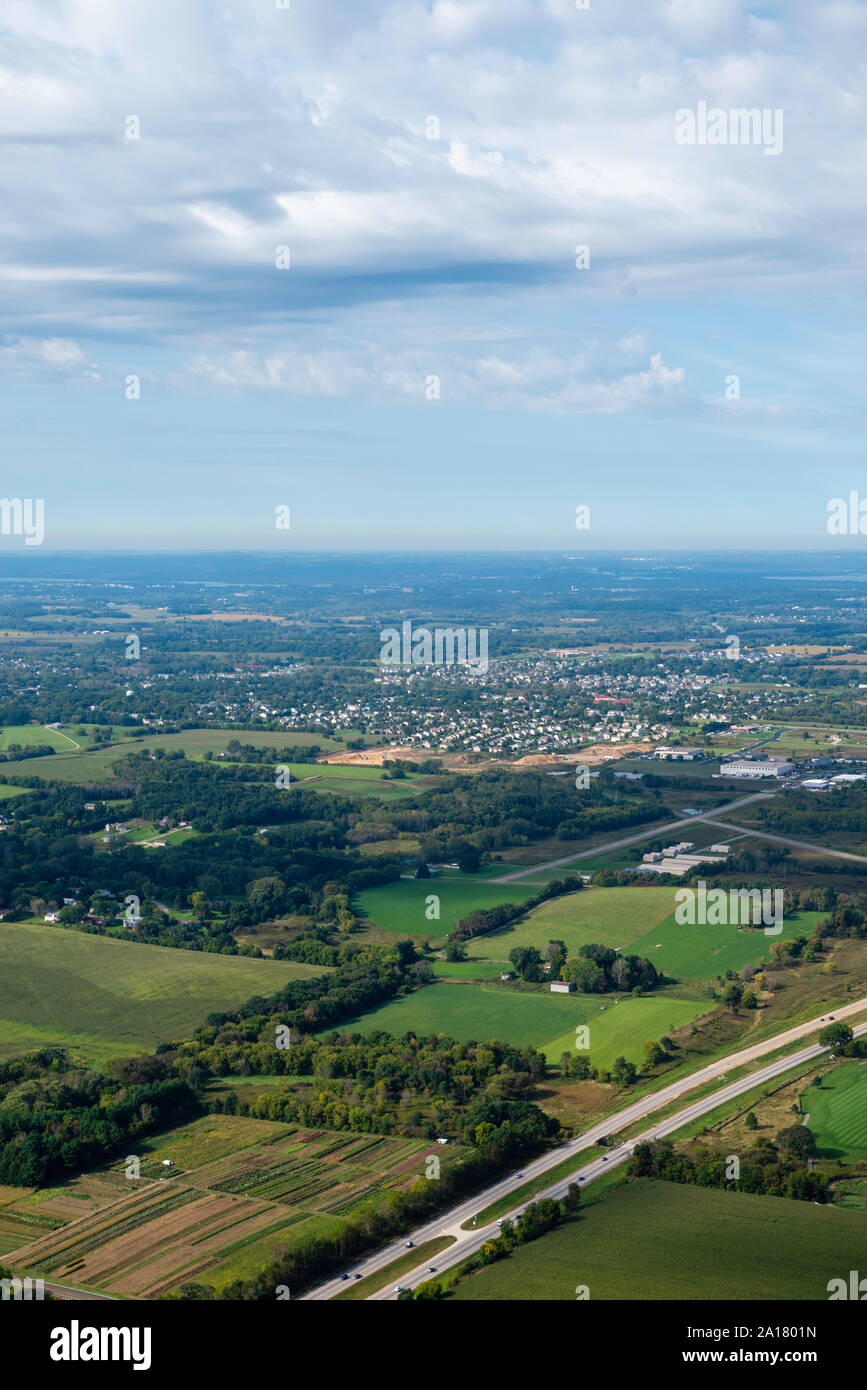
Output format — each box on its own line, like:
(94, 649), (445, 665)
(0, 784), (29, 800)
(0, 921), (326, 1064)
(801, 1062), (867, 1161)
(539, 994), (709, 1065)
(627, 909), (825, 981)
(468, 886), (678, 961)
(450, 1180), (867, 1300)
(431, 959), (507, 980)
(0, 728), (342, 783)
(324, 979), (708, 1068)
(0, 723), (82, 751)
(275, 763), (431, 800)
(466, 886), (823, 983)
(357, 877), (542, 941)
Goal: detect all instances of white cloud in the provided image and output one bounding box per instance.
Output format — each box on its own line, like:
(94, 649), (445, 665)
(0, 336), (99, 379)
(0, 0), (863, 425)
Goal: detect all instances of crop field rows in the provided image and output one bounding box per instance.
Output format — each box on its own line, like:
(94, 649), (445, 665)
(3, 1116), (455, 1296)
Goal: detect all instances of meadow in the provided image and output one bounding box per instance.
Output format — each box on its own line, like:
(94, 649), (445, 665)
(356, 876), (543, 941)
(468, 885), (678, 961)
(627, 909), (825, 981)
(275, 762), (432, 800)
(0, 728), (342, 783)
(0, 921), (325, 1064)
(324, 979), (708, 1068)
(0, 723), (82, 751)
(800, 1062), (867, 1161)
(2, 1114), (462, 1296)
(466, 886), (824, 984)
(449, 1179), (867, 1300)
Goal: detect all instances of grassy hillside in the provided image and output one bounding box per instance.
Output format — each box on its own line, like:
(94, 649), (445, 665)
(0, 921), (325, 1064)
(357, 876), (542, 941)
(324, 979), (707, 1068)
(449, 1179), (867, 1300)
(468, 886), (823, 983)
(0, 727), (341, 782)
(468, 885), (677, 960)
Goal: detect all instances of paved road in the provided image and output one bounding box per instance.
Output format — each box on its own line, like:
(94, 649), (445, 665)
(728, 729), (782, 758)
(32, 1281), (117, 1301)
(701, 818), (867, 865)
(301, 997), (867, 1301)
(369, 1016), (867, 1300)
(491, 791), (775, 883)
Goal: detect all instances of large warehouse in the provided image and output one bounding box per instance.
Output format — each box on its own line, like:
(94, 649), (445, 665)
(722, 758), (794, 778)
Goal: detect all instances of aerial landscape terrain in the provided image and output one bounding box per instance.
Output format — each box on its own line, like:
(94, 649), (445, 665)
(1, 0), (864, 1369)
(0, 552), (867, 1318)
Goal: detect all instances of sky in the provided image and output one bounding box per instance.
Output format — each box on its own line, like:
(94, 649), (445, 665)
(0, 0), (865, 551)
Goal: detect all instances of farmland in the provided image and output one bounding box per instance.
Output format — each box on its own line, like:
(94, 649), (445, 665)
(270, 762), (434, 799)
(449, 1179), (867, 1300)
(325, 979), (708, 1069)
(468, 885), (678, 961)
(626, 909), (825, 981)
(466, 886), (824, 984)
(0, 728), (342, 783)
(2, 1114), (463, 1296)
(356, 875), (543, 941)
(0, 921), (325, 1064)
(0, 723), (83, 751)
(800, 1062), (867, 1162)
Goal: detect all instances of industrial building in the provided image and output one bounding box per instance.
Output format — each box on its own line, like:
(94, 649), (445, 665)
(720, 758), (794, 778)
(653, 747), (704, 760)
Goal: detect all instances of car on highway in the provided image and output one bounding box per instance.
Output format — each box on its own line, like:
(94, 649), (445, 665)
(340, 1273), (349, 1281)
(405, 1240), (414, 1248)
(428, 1267), (437, 1273)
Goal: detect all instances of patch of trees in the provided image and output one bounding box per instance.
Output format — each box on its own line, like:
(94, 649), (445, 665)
(411, 769), (663, 862)
(201, 741), (321, 764)
(0, 743), (57, 762)
(563, 944), (659, 994)
(817, 900), (867, 941)
(0, 760), (403, 954)
(753, 783), (867, 838)
(201, 939), (426, 1039)
(628, 1137), (827, 1202)
(0, 1049), (198, 1187)
(181, 1024), (547, 1120)
(449, 877), (584, 943)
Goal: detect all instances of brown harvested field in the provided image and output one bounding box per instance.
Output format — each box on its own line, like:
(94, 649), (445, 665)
(3, 1114), (467, 1297)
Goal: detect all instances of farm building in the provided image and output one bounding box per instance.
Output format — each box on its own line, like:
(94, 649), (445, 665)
(550, 981), (575, 994)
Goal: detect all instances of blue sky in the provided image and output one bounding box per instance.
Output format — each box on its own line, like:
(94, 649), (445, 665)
(1, 0), (865, 550)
